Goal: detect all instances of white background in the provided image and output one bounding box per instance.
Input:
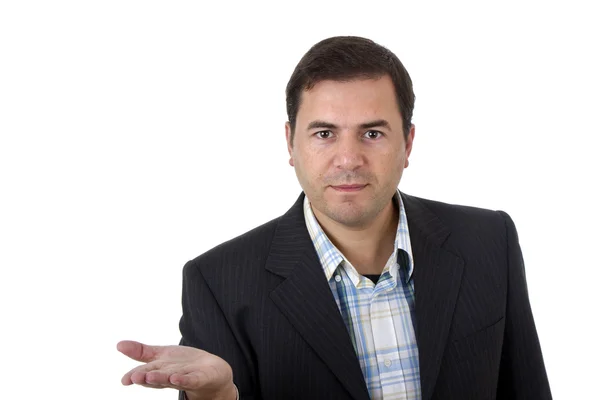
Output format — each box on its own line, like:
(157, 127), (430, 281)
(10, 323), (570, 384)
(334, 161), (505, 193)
(1, 1), (598, 399)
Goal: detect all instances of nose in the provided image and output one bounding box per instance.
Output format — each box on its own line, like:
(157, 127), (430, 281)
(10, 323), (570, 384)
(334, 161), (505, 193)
(333, 133), (365, 171)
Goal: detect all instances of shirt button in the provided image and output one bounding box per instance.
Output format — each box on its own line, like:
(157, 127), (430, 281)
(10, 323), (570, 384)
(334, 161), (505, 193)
(384, 359), (392, 367)
(335, 275), (342, 282)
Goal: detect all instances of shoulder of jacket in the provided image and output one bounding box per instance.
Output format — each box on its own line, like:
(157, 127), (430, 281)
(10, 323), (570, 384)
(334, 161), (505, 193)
(403, 192), (507, 233)
(184, 216), (281, 274)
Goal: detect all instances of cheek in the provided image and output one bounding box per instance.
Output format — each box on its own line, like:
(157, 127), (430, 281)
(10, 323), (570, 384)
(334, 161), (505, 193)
(378, 150), (403, 170)
(298, 150), (320, 169)
(295, 153), (318, 177)
(301, 158), (330, 189)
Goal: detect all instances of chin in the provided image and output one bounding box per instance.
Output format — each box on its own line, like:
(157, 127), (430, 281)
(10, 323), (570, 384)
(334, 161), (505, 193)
(326, 204), (368, 226)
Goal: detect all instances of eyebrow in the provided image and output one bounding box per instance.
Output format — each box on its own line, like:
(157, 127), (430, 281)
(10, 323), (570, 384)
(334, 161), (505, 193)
(306, 119), (392, 131)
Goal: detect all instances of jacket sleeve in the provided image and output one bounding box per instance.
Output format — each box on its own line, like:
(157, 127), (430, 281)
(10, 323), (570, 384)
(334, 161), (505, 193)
(178, 260), (257, 400)
(496, 211), (552, 399)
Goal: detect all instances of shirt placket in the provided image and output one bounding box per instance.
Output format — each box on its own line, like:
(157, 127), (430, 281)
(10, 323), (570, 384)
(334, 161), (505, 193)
(371, 279), (408, 399)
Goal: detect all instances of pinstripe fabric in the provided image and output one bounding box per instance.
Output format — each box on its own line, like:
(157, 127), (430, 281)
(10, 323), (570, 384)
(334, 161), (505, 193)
(177, 191), (552, 400)
(303, 190), (421, 400)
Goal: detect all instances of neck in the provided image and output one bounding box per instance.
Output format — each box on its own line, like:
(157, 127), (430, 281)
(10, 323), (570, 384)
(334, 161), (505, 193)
(312, 197), (399, 275)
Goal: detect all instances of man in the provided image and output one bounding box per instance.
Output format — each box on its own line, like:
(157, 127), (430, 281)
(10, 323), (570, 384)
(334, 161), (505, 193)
(118, 36), (552, 399)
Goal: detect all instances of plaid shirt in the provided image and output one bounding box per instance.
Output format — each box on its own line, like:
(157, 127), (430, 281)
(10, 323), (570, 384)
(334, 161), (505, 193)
(303, 190), (421, 400)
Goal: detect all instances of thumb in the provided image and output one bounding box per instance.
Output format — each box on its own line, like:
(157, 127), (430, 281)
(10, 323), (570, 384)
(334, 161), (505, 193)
(117, 340), (162, 363)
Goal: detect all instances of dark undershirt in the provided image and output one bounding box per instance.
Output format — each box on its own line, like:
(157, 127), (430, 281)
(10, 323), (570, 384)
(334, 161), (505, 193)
(363, 274), (381, 284)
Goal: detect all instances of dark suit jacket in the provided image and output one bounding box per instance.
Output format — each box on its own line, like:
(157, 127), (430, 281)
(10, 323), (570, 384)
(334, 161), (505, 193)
(178, 192), (552, 400)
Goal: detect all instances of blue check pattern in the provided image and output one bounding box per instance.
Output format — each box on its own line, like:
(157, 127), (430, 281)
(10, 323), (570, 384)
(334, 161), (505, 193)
(303, 190), (421, 399)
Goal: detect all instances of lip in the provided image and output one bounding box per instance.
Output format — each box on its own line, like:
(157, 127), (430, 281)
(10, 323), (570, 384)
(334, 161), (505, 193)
(331, 184), (367, 192)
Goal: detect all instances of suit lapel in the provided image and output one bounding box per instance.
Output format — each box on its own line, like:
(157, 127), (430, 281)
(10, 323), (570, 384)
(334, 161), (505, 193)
(265, 192), (465, 400)
(266, 193), (371, 400)
(402, 193), (465, 400)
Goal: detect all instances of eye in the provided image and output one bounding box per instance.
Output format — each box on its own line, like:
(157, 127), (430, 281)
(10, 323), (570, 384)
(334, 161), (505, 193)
(364, 130), (383, 139)
(315, 130), (333, 139)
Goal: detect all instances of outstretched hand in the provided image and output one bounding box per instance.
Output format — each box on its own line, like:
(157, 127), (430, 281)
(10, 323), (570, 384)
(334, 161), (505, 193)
(117, 340), (236, 399)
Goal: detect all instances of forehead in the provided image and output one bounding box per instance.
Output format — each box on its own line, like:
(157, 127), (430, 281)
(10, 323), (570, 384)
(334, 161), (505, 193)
(296, 75), (401, 128)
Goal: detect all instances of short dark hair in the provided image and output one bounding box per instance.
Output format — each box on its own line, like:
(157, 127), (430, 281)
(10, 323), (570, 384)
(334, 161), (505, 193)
(285, 36), (415, 144)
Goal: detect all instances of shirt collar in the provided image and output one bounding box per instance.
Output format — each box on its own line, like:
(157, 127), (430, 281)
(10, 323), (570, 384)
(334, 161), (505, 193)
(303, 189), (414, 285)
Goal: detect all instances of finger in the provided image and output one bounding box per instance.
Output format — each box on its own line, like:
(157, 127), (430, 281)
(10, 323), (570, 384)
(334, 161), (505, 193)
(121, 360), (165, 386)
(128, 367), (192, 390)
(117, 340), (162, 363)
(128, 362), (165, 385)
(138, 383), (169, 389)
(169, 372), (203, 389)
(122, 373), (171, 389)
(128, 380), (171, 389)
(139, 369), (208, 390)
(145, 368), (184, 387)
(144, 364), (198, 388)
(170, 367), (220, 390)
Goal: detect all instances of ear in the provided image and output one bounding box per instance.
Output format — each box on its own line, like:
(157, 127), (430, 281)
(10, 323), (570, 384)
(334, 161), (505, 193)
(285, 122), (294, 167)
(404, 124), (415, 168)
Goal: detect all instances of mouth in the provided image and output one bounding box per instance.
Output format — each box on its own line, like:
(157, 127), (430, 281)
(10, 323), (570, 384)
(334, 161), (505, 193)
(330, 184), (367, 192)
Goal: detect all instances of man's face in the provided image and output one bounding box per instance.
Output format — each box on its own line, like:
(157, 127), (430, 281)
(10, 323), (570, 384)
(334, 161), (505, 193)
(286, 75), (415, 229)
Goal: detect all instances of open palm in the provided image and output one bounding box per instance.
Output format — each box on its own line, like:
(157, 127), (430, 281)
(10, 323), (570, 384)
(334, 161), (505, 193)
(118, 340), (234, 397)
